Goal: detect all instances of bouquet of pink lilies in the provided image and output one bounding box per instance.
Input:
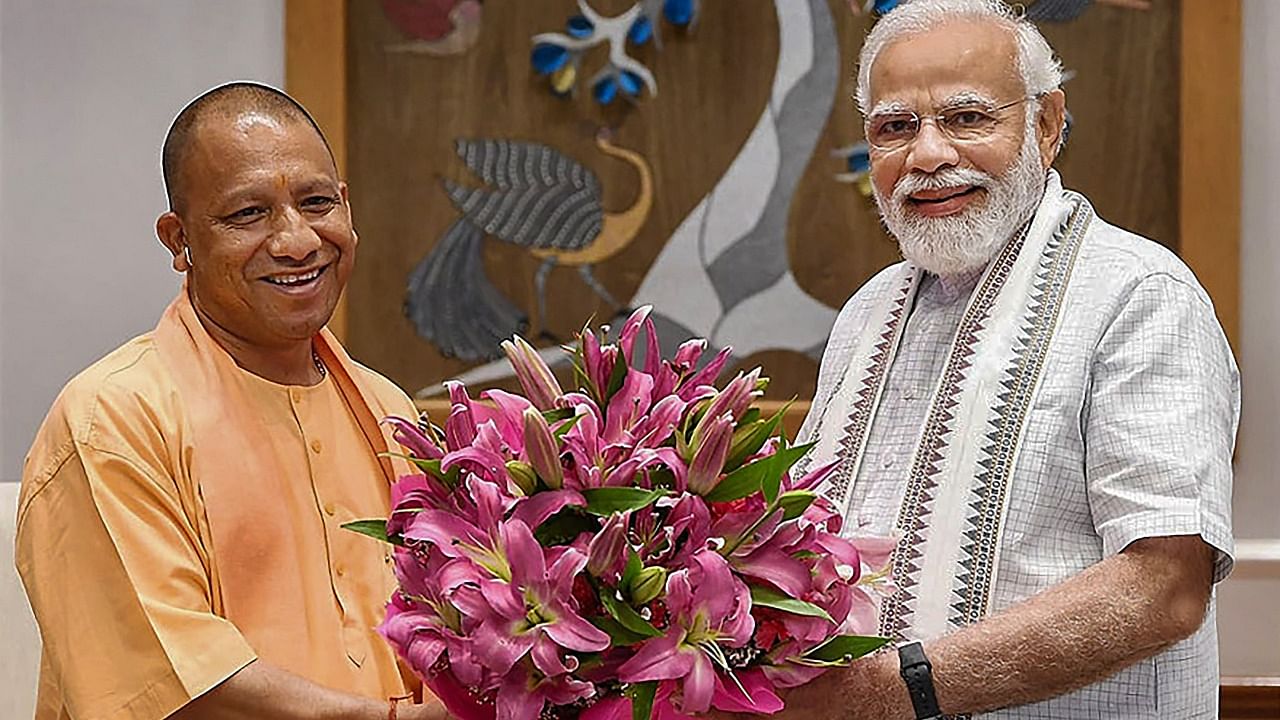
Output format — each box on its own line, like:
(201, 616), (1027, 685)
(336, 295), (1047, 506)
(345, 308), (894, 720)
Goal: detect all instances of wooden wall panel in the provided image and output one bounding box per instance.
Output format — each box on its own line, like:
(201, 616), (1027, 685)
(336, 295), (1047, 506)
(345, 0), (780, 396)
(295, 0), (1235, 400)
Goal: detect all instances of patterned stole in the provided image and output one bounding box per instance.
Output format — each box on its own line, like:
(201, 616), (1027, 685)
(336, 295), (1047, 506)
(803, 173), (1092, 642)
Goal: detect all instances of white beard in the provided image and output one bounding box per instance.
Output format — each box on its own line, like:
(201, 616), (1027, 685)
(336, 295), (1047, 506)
(874, 119), (1047, 278)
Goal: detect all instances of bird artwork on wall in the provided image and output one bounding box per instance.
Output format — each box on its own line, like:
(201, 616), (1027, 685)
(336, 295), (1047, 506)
(530, 0), (700, 103)
(346, 0), (1179, 399)
(380, 0), (485, 56)
(405, 133), (653, 363)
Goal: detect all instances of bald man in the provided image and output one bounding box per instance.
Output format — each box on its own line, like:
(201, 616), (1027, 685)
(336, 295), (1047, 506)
(16, 83), (446, 720)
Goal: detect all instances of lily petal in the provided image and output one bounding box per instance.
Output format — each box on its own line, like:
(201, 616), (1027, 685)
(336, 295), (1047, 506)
(711, 668), (784, 714)
(680, 652), (716, 713)
(617, 631), (694, 682)
(543, 602), (611, 652)
(510, 489), (586, 529)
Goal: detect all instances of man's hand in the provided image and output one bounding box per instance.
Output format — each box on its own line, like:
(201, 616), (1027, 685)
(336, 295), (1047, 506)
(701, 535), (1213, 720)
(402, 699), (452, 720)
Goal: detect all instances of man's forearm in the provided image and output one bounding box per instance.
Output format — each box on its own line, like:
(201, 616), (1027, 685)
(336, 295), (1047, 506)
(173, 659), (446, 720)
(919, 535), (1213, 716)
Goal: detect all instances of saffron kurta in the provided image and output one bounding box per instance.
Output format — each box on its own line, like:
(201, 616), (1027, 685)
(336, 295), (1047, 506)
(16, 288), (417, 720)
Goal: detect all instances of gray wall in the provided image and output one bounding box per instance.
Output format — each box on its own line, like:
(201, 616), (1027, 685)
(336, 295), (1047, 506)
(0, 0), (285, 482)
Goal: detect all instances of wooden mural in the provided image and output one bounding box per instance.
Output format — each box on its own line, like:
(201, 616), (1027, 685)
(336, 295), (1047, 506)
(342, 0), (1179, 401)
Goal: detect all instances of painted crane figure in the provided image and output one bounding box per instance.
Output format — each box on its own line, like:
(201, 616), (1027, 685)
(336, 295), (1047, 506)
(406, 133), (653, 362)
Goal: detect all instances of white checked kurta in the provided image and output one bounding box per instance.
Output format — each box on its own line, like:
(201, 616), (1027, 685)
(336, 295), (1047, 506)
(800, 200), (1239, 719)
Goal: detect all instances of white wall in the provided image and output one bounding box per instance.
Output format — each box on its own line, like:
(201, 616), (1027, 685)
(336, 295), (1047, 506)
(1216, 0), (1280, 679)
(0, 0), (285, 483)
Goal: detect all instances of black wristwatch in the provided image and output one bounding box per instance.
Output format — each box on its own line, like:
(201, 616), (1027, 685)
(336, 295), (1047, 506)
(898, 641), (942, 720)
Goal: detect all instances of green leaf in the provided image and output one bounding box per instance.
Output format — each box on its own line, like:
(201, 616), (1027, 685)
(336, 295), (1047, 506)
(380, 453), (460, 486)
(622, 549), (643, 588)
(749, 585), (833, 622)
(605, 351), (629, 402)
(778, 490), (818, 521)
(802, 634), (892, 663)
(340, 519), (403, 547)
(590, 615), (652, 646)
(701, 459), (765, 504)
(600, 590), (663, 639)
(571, 358), (595, 402)
(762, 442), (813, 505)
(645, 467), (677, 490)
(541, 407), (576, 423)
(724, 401), (791, 471)
(533, 508), (600, 546)
(552, 413), (585, 441)
(581, 487), (667, 516)
(627, 681), (658, 720)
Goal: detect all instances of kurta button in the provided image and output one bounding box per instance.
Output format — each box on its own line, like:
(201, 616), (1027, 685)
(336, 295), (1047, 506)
(324, 502), (336, 516)
(311, 439), (323, 453)
(336, 566), (345, 577)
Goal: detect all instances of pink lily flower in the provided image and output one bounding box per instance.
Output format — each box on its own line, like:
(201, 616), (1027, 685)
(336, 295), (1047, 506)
(604, 370), (656, 445)
(617, 551), (755, 713)
(496, 663), (597, 720)
(616, 306), (654, 363)
(383, 416), (446, 460)
(522, 407), (564, 489)
(501, 335), (564, 411)
(449, 520), (610, 679)
(689, 369), (761, 450)
(676, 347), (732, 402)
(478, 388), (535, 453)
(631, 395), (686, 450)
(587, 512), (628, 578)
(687, 412), (733, 496)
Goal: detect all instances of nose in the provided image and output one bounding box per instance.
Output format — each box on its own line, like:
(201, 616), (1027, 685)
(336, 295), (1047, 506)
(267, 206), (322, 262)
(903, 118), (960, 175)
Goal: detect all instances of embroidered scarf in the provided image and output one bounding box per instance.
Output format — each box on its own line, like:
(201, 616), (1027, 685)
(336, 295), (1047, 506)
(800, 173), (1093, 641)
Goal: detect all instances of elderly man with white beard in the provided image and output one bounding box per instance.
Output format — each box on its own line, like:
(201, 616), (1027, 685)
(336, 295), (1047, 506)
(745, 1), (1239, 719)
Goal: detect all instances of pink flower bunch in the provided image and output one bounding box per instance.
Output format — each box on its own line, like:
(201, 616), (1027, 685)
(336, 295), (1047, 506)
(354, 308), (894, 720)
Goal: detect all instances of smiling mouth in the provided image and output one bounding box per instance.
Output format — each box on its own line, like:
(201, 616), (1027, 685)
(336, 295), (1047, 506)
(263, 264), (328, 288)
(909, 186), (982, 205)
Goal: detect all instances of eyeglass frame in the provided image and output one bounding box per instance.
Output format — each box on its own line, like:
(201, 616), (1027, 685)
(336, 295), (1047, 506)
(863, 93), (1044, 153)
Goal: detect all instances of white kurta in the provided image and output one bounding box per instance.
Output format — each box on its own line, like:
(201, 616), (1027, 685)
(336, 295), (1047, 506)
(800, 174), (1238, 719)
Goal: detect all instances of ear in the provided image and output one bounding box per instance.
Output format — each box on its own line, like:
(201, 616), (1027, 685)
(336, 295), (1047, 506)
(1036, 89), (1067, 169)
(340, 182), (358, 248)
(156, 212), (190, 273)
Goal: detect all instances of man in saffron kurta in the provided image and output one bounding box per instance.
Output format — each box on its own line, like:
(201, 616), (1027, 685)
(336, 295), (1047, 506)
(15, 84), (443, 720)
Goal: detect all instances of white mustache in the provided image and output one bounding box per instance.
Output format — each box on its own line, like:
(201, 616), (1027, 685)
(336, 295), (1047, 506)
(892, 167), (995, 204)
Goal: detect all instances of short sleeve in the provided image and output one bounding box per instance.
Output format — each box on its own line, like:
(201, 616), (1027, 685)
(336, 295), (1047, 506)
(16, 436), (256, 720)
(1084, 273), (1239, 582)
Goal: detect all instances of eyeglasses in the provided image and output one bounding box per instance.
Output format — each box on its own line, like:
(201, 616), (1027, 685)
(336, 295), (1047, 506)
(864, 96), (1037, 152)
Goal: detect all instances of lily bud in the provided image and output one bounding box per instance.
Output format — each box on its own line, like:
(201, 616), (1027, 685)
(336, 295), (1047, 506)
(687, 412), (733, 495)
(505, 460), (538, 496)
(523, 407), (563, 489)
(587, 513), (627, 577)
(502, 336), (564, 411)
(690, 369), (760, 449)
(629, 566), (667, 605)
